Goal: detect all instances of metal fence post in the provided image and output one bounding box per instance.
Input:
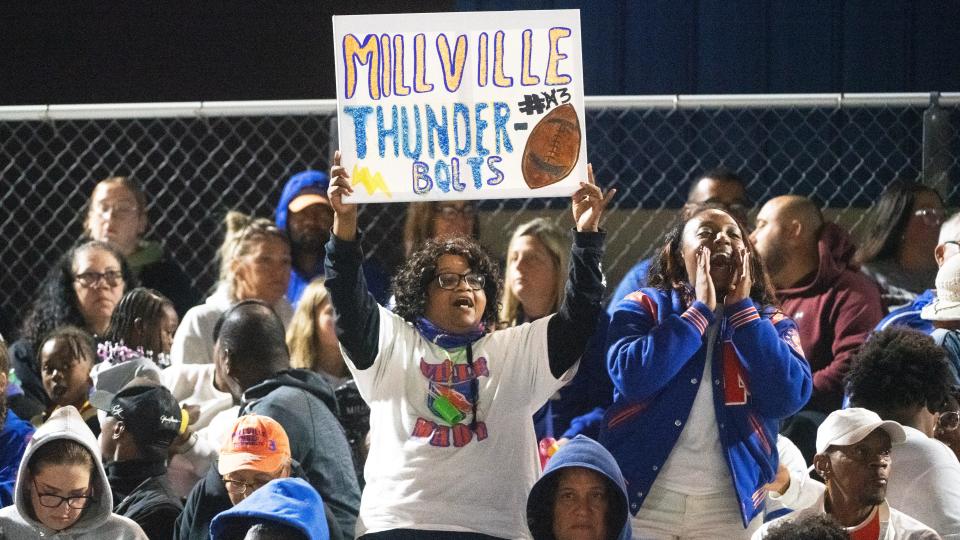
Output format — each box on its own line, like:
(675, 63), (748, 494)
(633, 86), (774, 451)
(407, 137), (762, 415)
(923, 92), (954, 200)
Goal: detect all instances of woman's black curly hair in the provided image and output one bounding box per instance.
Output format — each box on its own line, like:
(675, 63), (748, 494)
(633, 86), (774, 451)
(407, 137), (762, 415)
(647, 207), (777, 308)
(392, 236), (502, 328)
(19, 240), (135, 348)
(846, 327), (953, 415)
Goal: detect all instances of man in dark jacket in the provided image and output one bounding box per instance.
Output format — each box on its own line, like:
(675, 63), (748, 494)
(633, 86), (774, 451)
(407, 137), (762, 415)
(211, 300), (360, 539)
(175, 455), (342, 540)
(93, 378), (184, 540)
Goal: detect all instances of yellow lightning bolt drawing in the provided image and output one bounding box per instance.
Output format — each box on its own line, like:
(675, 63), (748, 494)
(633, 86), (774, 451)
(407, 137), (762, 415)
(351, 165), (392, 198)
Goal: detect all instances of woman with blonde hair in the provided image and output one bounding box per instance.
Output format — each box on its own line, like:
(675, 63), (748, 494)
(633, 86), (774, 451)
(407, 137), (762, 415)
(499, 218), (612, 444)
(287, 278), (370, 486)
(499, 218), (569, 326)
(170, 211), (293, 365)
(286, 279), (347, 387)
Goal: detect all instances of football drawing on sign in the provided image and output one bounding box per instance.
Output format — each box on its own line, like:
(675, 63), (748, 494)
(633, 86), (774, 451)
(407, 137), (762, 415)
(521, 103), (581, 189)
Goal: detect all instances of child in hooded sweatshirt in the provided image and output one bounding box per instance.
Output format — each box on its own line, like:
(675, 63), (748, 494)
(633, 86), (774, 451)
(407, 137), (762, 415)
(0, 405), (146, 539)
(37, 326), (99, 436)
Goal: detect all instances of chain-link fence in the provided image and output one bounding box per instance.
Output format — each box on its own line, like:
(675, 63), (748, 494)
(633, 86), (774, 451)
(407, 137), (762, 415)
(1, 94), (958, 336)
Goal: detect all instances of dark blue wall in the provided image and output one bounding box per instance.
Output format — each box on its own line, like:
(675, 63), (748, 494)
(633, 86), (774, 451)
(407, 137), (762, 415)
(458, 0), (960, 94)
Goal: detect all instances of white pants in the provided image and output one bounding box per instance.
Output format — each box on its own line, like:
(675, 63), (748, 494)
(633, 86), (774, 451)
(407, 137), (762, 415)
(630, 484), (761, 540)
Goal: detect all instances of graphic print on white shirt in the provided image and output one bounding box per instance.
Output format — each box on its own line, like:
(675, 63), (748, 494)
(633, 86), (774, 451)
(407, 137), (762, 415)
(412, 348), (490, 447)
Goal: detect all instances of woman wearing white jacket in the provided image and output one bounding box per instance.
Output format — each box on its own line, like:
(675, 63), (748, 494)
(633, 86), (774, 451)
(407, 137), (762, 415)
(170, 211), (293, 366)
(0, 405), (147, 539)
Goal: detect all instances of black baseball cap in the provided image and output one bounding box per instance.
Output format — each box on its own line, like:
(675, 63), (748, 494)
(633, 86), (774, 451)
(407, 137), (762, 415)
(92, 378), (184, 451)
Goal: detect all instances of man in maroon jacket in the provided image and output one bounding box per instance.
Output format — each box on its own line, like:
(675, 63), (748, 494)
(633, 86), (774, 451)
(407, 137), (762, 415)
(752, 196), (884, 412)
(751, 196), (885, 458)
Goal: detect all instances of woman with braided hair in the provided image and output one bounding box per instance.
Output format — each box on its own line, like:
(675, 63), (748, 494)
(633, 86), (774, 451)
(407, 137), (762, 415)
(102, 287), (179, 363)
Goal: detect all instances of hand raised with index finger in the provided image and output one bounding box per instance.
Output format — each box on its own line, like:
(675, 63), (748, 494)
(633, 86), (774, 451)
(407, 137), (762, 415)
(329, 150), (359, 241)
(571, 163), (616, 232)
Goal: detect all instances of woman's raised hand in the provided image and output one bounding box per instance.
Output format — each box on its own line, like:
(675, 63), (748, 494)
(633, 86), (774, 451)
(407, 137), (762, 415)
(695, 246), (717, 311)
(571, 163), (615, 233)
(724, 247), (751, 306)
(329, 150), (359, 241)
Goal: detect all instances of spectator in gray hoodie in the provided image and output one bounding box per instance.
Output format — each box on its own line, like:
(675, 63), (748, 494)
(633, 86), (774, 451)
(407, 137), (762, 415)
(0, 405), (146, 538)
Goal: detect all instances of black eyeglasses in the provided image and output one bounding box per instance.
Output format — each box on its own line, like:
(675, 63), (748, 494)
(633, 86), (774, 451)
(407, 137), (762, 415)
(435, 272), (485, 291)
(944, 240), (960, 249)
(74, 270), (123, 288)
(223, 478), (269, 497)
(32, 479), (94, 509)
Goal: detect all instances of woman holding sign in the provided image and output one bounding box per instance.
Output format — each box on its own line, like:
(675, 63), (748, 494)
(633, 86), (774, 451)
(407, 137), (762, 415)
(324, 150), (612, 539)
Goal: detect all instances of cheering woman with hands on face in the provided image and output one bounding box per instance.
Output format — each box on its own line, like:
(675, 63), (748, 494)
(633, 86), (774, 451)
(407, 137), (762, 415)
(323, 150), (613, 539)
(601, 207), (813, 539)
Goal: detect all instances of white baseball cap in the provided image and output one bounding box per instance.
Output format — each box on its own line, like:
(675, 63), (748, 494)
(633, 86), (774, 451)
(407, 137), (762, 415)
(816, 408), (906, 454)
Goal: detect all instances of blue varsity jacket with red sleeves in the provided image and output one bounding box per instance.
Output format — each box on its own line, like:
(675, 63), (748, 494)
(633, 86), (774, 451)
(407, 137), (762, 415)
(599, 288), (812, 527)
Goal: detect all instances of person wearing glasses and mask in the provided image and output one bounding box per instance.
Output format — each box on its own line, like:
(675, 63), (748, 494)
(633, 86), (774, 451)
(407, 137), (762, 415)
(0, 405), (147, 538)
(846, 327), (960, 538)
(919, 253), (960, 383)
(83, 175), (198, 318)
(9, 240), (134, 422)
(856, 180), (947, 311)
(324, 151), (612, 539)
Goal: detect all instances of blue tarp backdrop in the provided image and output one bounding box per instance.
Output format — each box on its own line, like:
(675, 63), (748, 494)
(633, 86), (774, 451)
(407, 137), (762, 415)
(459, 0), (960, 95)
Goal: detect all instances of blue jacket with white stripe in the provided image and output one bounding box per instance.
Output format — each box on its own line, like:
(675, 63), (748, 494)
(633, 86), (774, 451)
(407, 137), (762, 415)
(599, 288), (812, 527)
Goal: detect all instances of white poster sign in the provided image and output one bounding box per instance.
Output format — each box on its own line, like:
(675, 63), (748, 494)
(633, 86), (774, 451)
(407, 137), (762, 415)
(333, 9), (586, 203)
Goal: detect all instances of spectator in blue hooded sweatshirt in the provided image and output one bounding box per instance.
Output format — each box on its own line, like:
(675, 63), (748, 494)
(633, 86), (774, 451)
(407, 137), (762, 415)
(527, 435), (631, 540)
(275, 170), (388, 306)
(1, 339), (35, 508)
(210, 477), (328, 540)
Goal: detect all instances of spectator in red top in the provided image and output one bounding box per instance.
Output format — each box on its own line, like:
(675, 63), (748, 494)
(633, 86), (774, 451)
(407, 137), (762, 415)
(751, 196), (884, 413)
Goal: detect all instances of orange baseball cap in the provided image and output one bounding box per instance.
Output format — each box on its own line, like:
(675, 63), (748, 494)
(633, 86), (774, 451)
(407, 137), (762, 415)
(218, 414), (291, 475)
(288, 191), (331, 213)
